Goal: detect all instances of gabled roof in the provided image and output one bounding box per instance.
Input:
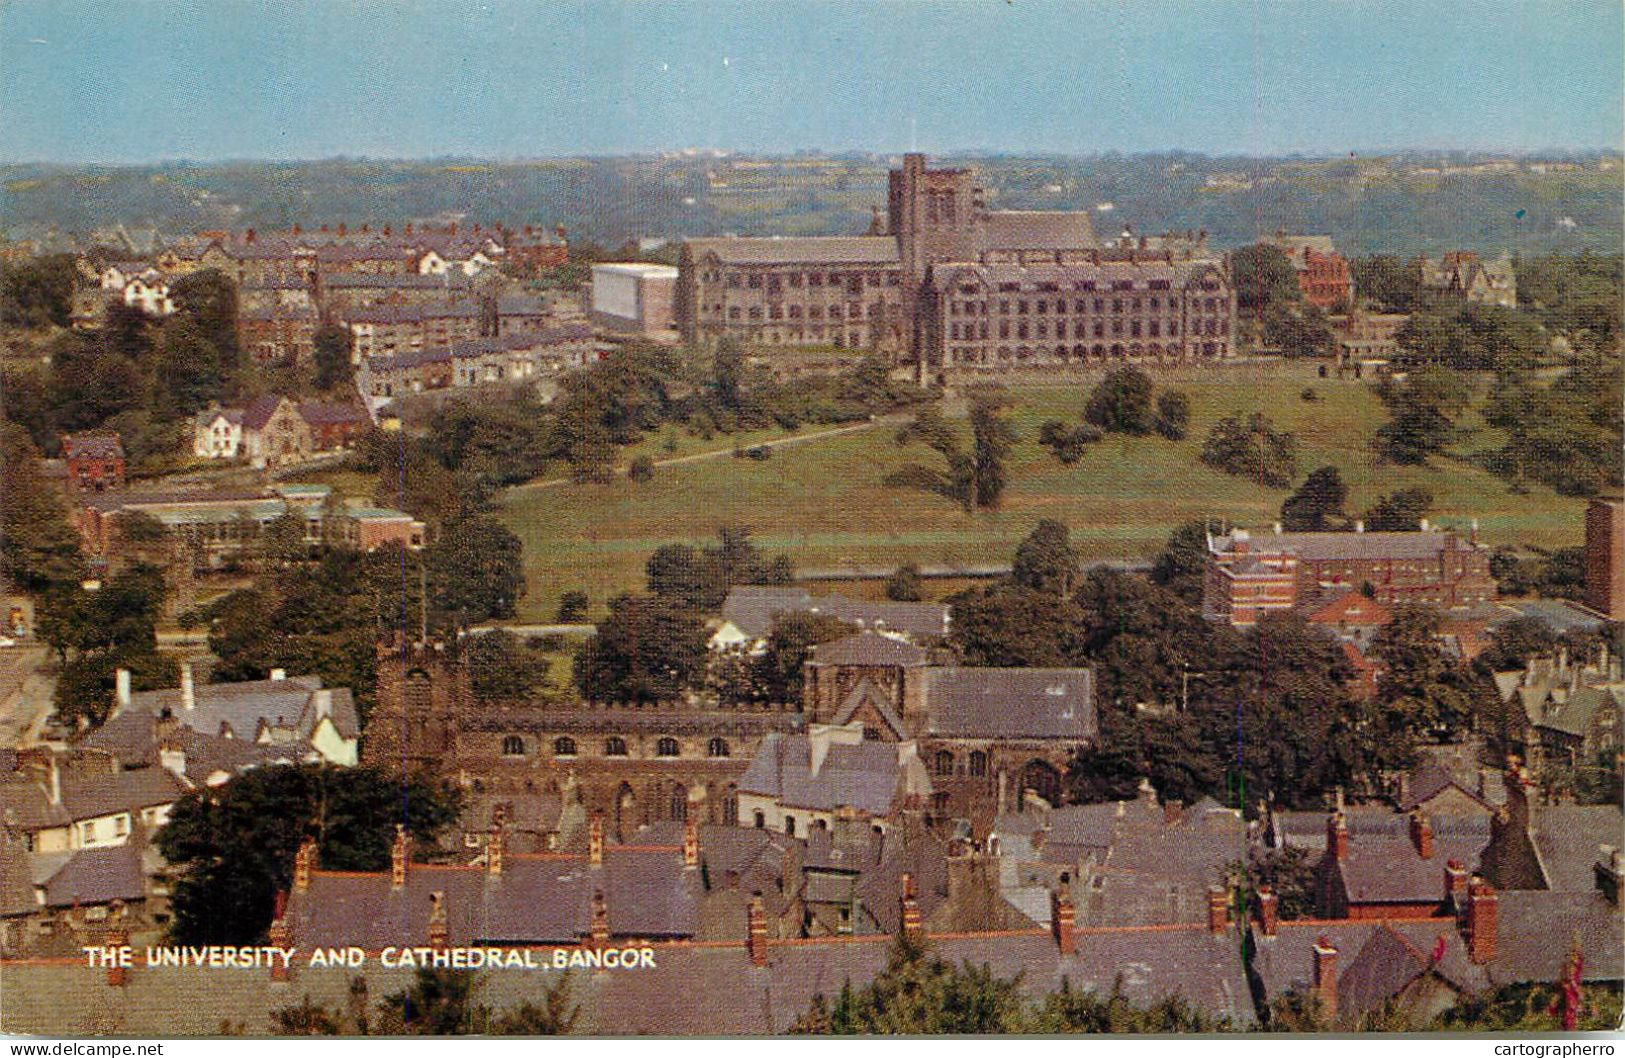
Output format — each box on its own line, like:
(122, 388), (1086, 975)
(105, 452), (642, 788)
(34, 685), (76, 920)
(37, 839), (150, 909)
(1528, 804), (1625, 893)
(1488, 890), (1624, 986)
(1328, 835), (1488, 906)
(983, 210), (1098, 251)
(923, 667), (1095, 740)
(61, 433), (124, 461)
(808, 631), (929, 668)
(737, 732), (916, 816)
(240, 394), (290, 431)
(832, 679), (908, 740)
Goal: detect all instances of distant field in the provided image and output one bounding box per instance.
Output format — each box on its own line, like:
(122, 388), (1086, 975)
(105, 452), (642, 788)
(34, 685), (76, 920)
(497, 361), (1588, 622)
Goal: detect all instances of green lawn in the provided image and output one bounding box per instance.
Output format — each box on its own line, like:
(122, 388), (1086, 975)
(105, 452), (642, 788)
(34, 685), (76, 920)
(498, 361), (1587, 623)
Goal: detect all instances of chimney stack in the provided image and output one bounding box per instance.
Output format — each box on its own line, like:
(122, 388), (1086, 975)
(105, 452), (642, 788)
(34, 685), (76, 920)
(1206, 885), (1229, 934)
(1257, 884), (1279, 937)
(116, 667), (131, 709)
(427, 891), (448, 949)
(1326, 811), (1349, 860)
(268, 902), (292, 982)
(747, 894), (768, 966)
(105, 916), (130, 988)
(900, 871), (924, 942)
(589, 889), (610, 947)
(391, 825), (408, 890)
(1444, 858), (1470, 909)
(1467, 878), (1499, 964)
(180, 661), (195, 711)
(1050, 888), (1076, 954)
(683, 815), (699, 869)
(589, 814), (604, 866)
(1312, 937), (1339, 1023)
(294, 836), (317, 892)
(1409, 810), (1434, 859)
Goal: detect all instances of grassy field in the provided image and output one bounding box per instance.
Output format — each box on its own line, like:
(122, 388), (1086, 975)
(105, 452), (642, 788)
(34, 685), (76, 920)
(497, 361), (1588, 622)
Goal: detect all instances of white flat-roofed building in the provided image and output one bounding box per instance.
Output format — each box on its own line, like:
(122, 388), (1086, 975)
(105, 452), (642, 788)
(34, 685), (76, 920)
(591, 262), (679, 335)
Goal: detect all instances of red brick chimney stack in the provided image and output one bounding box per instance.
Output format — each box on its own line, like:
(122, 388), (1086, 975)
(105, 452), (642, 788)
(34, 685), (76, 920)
(1206, 885), (1229, 934)
(1444, 859), (1470, 906)
(391, 825), (408, 890)
(1050, 888), (1076, 954)
(427, 891), (448, 949)
(590, 889), (610, 947)
(1327, 811), (1349, 860)
(268, 910), (293, 982)
(683, 815), (699, 869)
(1257, 884), (1279, 937)
(294, 836), (317, 892)
(105, 902), (130, 988)
(747, 894), (768, 966)
(900, 871), (924, 942)
(589, 814), (604, 866)
(1467, 878), (1499, 964)
(1409, 810), (1434, 859)
(1312, 936), (1338, 1023)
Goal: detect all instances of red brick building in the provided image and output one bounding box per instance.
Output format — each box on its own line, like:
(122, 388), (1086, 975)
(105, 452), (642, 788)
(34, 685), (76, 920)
(1203, 526), (1496, 627)
(60, 432), (125, 491)
(1584, 498), (1625, 620)
(1267, 233), (1355, 310)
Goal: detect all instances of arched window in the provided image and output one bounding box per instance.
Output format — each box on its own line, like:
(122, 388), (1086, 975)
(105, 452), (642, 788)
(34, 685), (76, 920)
(554, 736), (577, 757)
(605, 737), (628, 757)
(707, 737), (730, 758)
(501, 735), (525, 757)
(934, 750), (955, 776)
(969, 750), (988, 777)
(656, 737), (680, 758)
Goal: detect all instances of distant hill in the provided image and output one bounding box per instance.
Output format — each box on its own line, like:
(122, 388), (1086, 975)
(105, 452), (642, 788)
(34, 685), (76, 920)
(3, 150), (1620, 257)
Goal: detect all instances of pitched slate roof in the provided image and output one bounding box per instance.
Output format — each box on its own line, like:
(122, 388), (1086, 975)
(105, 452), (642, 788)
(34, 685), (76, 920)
(125, 675), (358, 745)
(685, 236), (901, 266)
(737, 732), (918, 816)
(718, 586), (950, 641)
(62, 433), (125, 461)
(1488, 890), (1624, 985)
(1250, 918), (1487, 1016)
(284, 846), (699, 948)
(1327, 835), (1488, 907)
(808, 631), (930, 668)
(1273, 807), (1491, 853)
(1528, 804), (1625, 893)
(37, 840), (149, 908)
(297, 401), (368, 426)
(239, 394), (289, 431)
(922, 667), (1095, 740)
(983, 210), (1098, 251)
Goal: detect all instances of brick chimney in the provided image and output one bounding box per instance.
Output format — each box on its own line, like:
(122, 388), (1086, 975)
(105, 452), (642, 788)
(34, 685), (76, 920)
(590, 889), (610, 946)
(294, 836), (317, 892)
(1467, 879), (1498, 964)
(683, 815), (699, 869)
(1326, 811), (1349, 860)
(1409, 810), (1434, 859)
(427, 891), (448, 949)
(268, 901), (292, 982)
(105, 922), (130, 987)
(1206, 885), (1229, 934)
(747, 894), (768, 966)
(900, 871), (924, 942)
(179, 660), (195, 711)
(589, 814), (604, 866)
(390, 825), (408, 890)
(1256, 884), (1279, 937)
(1444, 858), (1470, 908)
(1050, 888), (1076, 954)
(1312, 936), (1338, 1022)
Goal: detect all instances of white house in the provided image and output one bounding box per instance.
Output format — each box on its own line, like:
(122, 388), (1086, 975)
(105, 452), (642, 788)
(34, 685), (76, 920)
(735, 723), (930, 838)
(192, 406), (245, 459)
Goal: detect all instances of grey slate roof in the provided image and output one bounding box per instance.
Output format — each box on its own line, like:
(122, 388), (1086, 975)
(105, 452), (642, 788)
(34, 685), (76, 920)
(125, 675), (358, 745)
(1489, 890), (1624, 985)
(684, 236), (902, 265)
(983, 210), (1098, 251)
(808, 630), (930, 668)
(737, 732), (914, 816)
(38, 840), (149, 908)
(719, 586), (949, 641)
(923, 667), (1095, 740)
(1327, 836), (1488, 906)
(1250, 919), (1487, 1016)
(1529, 804), (1625, 893)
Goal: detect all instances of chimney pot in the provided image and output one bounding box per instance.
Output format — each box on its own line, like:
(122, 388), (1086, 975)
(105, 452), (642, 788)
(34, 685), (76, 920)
(1257, 884), (1279, 936)
(1206, 885), (1229, 934)
(1050, 889), (1076, 954)
(1409, 810), (1434, 859)
(746, 894), (768, 966)
(1467, 879), (1499, 964)
(268, 914), (293, 981)
(900, 871), (924, 941)
(294, 836), (318, 891)
(1327, 811), (1349, 860)
(1312, 937), (1339, 1023)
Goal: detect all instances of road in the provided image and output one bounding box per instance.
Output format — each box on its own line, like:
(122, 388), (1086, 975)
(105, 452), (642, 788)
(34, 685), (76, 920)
(510, 414), (910, 492)
(0, 645), (55, 748)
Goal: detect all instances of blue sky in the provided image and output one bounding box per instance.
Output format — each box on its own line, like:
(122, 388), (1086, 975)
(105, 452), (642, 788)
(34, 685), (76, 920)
(1, 0), (1620, 163)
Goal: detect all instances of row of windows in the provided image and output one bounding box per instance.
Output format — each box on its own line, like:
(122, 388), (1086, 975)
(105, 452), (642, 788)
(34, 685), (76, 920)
(981, 278), (1175, 295)
(946, 341), (1231, 363)
(933, 749), (989, 776)
(951, 295), (1226, 316)
(702, 270), (903, 289)
(950, 317), (1205, 341)
(503, 735), (732, 759)
(717, 301), (891, 321)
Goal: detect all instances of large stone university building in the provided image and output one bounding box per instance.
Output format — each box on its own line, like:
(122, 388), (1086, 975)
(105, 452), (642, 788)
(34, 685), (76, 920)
(677, 154), (1235, 377)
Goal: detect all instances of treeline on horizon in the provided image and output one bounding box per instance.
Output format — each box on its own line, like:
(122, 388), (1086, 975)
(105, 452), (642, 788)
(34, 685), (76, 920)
(3, 149), (1620, 253)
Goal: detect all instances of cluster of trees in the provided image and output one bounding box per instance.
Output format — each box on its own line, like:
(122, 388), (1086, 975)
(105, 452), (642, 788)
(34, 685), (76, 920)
(792, 936), (1225, 1034)
(37, 562), (176, 727)
(272, 969), (581, 1036)
(1481, 351), (1622, 496)
(2, 271), (250, 474)
(948, 520), (1496, 810)
(1199, 412), (1298, 486)
(0, 422), (84, 592)
(572, 527), (792, 703)
(887, 390), (1016, 512)
(155, 764), (461, 945)
(0, 253), (77, 328)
